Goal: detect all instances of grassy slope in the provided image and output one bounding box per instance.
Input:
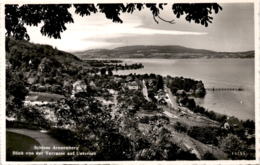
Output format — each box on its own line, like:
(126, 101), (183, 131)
(6, 131), (40, 161)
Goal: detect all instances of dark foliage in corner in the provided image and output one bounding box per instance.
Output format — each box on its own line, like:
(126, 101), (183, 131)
(5, 3), (222, 40)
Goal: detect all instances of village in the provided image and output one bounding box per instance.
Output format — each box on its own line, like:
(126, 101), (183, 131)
(9, 67), (255, 160)
(6, 38), (255, 161)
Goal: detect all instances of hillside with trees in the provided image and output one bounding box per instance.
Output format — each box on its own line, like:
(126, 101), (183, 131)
(6, 37), (87, 70)
(74, 45), (254, 59)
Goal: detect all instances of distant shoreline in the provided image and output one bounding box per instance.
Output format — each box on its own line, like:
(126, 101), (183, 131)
(80, 57), (254, 60)
(74, 45), (254, 59)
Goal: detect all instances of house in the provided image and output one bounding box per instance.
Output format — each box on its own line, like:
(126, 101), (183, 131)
(27, 77), (37, 84)
(89, 81), (97, 88)
(157, 89), (165, 95)
(114, 77), (123, 83)
(128, 81), (139, 90)
(156, 89), (166, 100)
(71, 80), (87, 97)
(223, 122), (230, 130)
(63, 80), (72, 93)
(148, 79), (155, 87)
(95, 97), (113, 106)
(176, 89), (186, 96)
(158, 98), (167, 105)
(128, 105), (135, 111)
(126, 76), (133, 82)
(227, 116), (243, 130)
(29, 59), (33, 66)
(108, 89), (116, 95)
(31, 84), (46, 91)
(38, 57), (51, 73)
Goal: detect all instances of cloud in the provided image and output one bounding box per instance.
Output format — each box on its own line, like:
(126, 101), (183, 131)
(26, 13), (207, 52)
(79, 22), (207, 40)
(75, 22), (207, 51)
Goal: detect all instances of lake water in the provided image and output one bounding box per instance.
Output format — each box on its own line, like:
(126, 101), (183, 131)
(114, 58), (255, 121)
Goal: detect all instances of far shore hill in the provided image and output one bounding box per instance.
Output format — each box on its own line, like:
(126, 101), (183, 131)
(73, 45), (254, 59)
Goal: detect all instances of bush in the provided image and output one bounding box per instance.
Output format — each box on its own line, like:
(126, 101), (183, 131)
(139, 116), (150, 124)
(142, 101), (159, 112)
(166, 76), (206, 98)
(178, 97), (196, 110)
(95, 132), (134, 160)
(48, 128), (78, 145)
(202, 152), (217, 160)
(188, 126), (220, 145)
(6, 120), (41, 130)
(219, 134), (247, 159)
(174, 122), (188, 133)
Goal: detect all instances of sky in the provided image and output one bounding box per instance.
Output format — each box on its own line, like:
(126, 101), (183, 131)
(26, 3), (255, 53)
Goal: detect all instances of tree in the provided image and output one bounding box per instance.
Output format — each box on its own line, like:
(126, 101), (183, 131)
(107, 68), (113, 76)
(219, 134), (246, 159)
(6, 69), (29, 118)
(174, 122), (188, 133)
(188, 126), (220, 145)
(243, 119), (255, 130)
(100, 68), (106, 76)
(5, 3), (222, 40)
(156, 75), (164, 90)
(96, 132), (134, 160)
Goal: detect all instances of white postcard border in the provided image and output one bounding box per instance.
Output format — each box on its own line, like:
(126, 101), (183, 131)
(0, 0), (259, 164)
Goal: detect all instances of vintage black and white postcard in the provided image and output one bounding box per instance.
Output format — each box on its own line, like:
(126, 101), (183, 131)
(0, 0), (259, 164)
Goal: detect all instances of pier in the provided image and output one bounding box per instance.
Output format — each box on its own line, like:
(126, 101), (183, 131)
(206, 87), (244, 91)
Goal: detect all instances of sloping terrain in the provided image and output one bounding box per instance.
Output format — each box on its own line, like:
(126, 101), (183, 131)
(6, 37), (89, 71)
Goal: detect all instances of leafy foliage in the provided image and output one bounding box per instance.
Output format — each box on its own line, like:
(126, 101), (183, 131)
(6, 69), (28, 117)
(202, 152), (217, 160)
(188, 126), (222, 146)
(95, 132), (134, 160)
(6, 5), (73, 40)
(5, 3), (222, 40)
(74, 4), (97, 16)
(219, 134), (247, 159)
(172, 3), (222, 27)
(6, 37), (82, 72)
(174, 121), (188, 133)
(166, 76), (206, 97)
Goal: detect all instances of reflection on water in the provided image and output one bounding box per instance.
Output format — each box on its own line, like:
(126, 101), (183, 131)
(115, 58), (255, 120)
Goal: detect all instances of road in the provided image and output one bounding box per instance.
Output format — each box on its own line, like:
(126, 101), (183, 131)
(110, 91), (118, 119)
(165, 87), (179, 109)
(142, 80), (150, 101)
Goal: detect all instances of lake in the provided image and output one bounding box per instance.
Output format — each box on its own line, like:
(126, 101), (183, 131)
(114, 58), (255, 121)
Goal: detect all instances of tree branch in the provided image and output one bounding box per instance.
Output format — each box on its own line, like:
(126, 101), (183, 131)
(153, 14), (159, 24)
(157, 15), (175, 24)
